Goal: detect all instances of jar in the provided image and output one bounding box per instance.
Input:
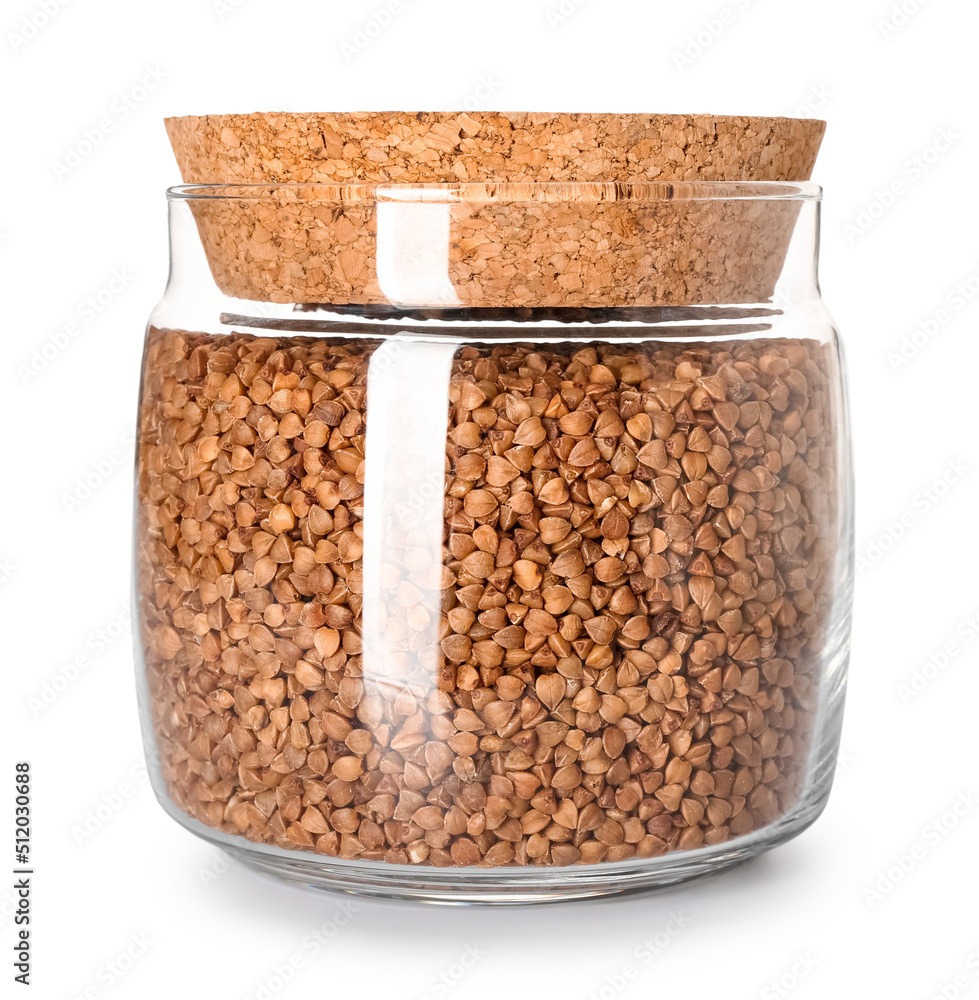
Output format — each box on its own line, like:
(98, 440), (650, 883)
(134, 113), (852, 903)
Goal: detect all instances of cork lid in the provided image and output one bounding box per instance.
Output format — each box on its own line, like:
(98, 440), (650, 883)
(165, 112), (825, 308)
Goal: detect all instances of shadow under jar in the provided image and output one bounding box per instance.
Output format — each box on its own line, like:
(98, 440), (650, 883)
(134, 181), (852, 903)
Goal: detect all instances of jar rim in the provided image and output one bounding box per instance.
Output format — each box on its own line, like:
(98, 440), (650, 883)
(166, 180), (821, 204)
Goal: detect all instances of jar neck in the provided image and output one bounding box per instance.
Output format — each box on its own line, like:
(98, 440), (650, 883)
(156, 194), (822, 334)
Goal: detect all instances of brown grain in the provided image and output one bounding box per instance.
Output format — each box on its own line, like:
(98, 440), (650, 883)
(137, 330), (835, 868)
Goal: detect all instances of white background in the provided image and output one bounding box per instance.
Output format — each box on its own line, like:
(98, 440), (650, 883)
(4, 1), (979, 997)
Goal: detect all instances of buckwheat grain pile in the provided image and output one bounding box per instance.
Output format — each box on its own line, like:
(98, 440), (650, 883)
(137, 327), (836, 867)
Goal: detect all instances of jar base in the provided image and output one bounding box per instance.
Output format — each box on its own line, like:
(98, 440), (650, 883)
(159, 784), (832, 905)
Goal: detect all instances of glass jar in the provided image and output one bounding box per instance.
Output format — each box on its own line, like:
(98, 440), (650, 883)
(134, 181), (852, 903)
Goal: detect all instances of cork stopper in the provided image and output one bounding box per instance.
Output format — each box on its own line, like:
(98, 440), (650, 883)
(165, 112), (825, 308)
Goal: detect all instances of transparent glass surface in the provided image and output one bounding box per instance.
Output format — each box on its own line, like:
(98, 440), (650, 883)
(133, 183), (851, 902)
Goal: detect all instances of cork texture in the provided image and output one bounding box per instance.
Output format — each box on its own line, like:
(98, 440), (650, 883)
(165, 112), (825, 307)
